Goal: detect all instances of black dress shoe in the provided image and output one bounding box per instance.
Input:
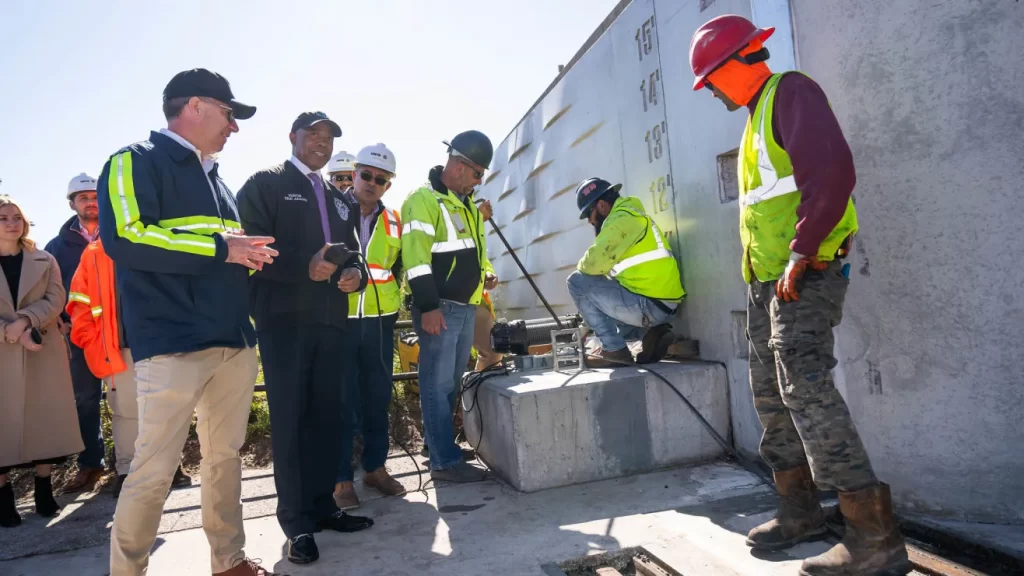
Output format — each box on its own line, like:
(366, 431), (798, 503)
(287, 533), (319, 565)
(171, 466), (192, 488)
(316, 510), (374, 533)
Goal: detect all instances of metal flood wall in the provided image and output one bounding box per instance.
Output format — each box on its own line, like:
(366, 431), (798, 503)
(476, 0), (771, 473)
(477, 0), (1023, 521)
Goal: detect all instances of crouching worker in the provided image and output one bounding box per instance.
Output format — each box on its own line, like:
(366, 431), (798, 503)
(567, 178), (684, 368)
(66, 238), (192, 499)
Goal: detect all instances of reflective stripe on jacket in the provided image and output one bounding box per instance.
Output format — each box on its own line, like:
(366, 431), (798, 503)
(65, 239), (127, 379)
(97, 131), (255, 362)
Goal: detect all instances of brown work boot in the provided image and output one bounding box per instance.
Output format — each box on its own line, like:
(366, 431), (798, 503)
(747, 465), (827, 551)
(364, 467), (407, 496)
(333, 481), (359, 510)
(799, 483), (910, 576)
(62, 467), (104, 494)
(213, 557), (281, 575)
(584, 347), (634, 369)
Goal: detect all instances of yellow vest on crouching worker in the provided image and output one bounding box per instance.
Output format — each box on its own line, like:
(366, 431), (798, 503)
(738, 72), (858, 283)
(606, 197), (685, 301)
(348, 207), (402, 317)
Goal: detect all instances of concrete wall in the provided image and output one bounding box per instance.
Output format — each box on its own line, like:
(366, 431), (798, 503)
(790, 0), (1024, 522)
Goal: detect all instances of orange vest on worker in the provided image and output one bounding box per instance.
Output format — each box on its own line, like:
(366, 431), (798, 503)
(66, 239), (126, 379)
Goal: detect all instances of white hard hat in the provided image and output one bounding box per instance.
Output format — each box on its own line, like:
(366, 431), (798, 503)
(326, 151), (356, 174)
(355, 143), (397, 176)
(67, 172), (98, 199)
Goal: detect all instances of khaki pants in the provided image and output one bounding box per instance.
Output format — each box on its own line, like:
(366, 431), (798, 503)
(104, 349), (139, 475)
(110, 346), (258, 576)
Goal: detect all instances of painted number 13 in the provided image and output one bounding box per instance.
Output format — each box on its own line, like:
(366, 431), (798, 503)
(645, 121), (666, 163)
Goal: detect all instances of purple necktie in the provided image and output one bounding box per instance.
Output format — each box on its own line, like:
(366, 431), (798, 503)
(308, 173), (332, 244)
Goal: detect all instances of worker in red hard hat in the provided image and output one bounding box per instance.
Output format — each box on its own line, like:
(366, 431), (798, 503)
(690, 14), (908, 576)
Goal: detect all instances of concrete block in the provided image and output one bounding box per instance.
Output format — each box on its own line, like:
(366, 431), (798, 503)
(463, 361), (730, 492)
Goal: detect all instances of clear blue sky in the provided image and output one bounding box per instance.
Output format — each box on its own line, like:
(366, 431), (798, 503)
(0, 0), (619, 242)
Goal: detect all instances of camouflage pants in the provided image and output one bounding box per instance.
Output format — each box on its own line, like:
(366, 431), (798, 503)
(747, 260), (877, 492)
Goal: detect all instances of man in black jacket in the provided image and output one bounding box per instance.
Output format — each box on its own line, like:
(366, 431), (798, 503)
(236, 111), (373, 566)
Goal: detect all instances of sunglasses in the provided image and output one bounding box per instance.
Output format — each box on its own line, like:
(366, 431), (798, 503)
(359, 170), (390, 186)
(450, 150), (485, 179)
(200, 98), (235, 123)
(330, 174), (353, 184)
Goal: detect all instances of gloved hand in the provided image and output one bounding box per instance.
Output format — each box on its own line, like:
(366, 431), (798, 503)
(775, 252), (828, 302)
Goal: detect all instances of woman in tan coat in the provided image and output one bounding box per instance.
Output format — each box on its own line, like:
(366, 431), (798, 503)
(0, 196), (83, 528)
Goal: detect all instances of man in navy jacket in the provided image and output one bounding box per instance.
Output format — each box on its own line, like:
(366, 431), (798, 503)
(98, 68), (280, 576)
(236, 111), (373, 565)
(45, 173), (106, 491)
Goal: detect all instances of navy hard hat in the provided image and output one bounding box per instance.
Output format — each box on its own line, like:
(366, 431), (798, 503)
(576, 177), (621, 219)
(443, 130), (494, 170)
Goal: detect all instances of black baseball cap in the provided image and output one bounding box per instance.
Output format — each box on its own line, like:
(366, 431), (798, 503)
(291, 111), (342, 137)
(163, 68), (257, 120)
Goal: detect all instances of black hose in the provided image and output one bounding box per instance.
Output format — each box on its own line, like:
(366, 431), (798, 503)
(478, 206), (563, 329)
(585, 351), (774, 489)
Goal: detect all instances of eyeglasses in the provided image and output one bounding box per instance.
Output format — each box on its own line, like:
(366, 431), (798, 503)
(359, 170), (390, 186)
(450, 150), (485, 179)
(200, 98), (235, 123)
(330, 174), (353, 184)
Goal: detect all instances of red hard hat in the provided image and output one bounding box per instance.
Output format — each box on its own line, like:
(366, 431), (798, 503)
(689, 14), (775, 90)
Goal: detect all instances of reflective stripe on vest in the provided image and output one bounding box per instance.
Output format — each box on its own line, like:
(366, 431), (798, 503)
(432, 200), (476, 253)
(741, 80), (797, 207)
(609, 220), (674, 278)
(382, 209), (400, 238)
(91, 306), (103, 317)
(368, 264), (395, 283)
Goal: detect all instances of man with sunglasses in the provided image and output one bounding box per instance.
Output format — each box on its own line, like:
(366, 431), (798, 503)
(567, 178), (684, 368)
(333, 143), (405, 510)
(98, 68), (280, 576)
(327, 151), (357, 190)
(400, 130), (495, 483)
(688, 15), (907, 576)
(236, 112), (374, 565)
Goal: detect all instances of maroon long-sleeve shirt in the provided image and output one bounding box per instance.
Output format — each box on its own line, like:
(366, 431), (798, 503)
(746, 73), (856, 256)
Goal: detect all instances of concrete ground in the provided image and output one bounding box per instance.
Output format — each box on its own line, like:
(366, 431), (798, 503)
(3, 459), (849, 576)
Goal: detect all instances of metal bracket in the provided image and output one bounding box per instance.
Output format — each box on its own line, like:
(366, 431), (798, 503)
(551, 328), (584, 373)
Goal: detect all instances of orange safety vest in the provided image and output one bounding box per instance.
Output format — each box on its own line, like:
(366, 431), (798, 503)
(66, 239), (126, 379)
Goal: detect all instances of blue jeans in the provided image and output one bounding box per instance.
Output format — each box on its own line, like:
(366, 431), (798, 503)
(413, 300), (476, 471)
(70, 343), (104, 469)
(337, 314), (397, 482)
(566, 271), (674, 352)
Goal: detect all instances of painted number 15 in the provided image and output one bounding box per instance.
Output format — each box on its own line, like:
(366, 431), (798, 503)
(635, 17), (655, 62)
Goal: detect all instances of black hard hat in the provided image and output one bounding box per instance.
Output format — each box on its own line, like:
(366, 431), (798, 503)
(576, 177), (621, 219)
(443, 130), (494, 170)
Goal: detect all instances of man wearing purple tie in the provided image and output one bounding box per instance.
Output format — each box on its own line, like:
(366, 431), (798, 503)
(236, 111), (374, 565)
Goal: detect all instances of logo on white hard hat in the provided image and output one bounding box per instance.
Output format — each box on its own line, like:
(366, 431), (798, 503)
(67, 172), (98, 197)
